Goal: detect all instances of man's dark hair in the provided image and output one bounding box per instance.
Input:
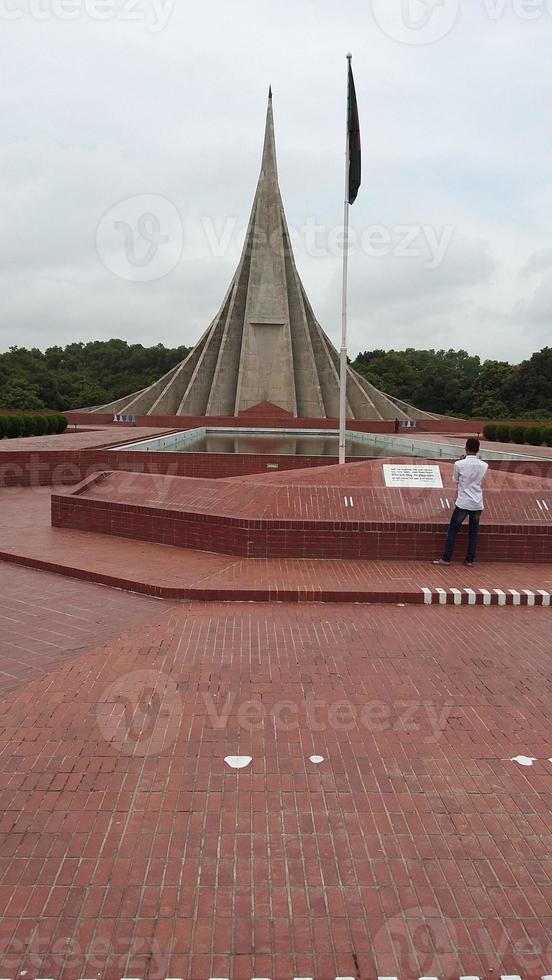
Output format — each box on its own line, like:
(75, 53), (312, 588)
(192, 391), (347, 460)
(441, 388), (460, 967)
(466, 437), (480, 454)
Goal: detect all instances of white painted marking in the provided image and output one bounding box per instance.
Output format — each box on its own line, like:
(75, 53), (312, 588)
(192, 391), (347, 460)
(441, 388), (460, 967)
(523, 589), (536, 606)
(465, 588), (477, 605)
(511, 755), (536, 767)
(445, 497), (451, 508)
(436, 587), (447, 605)
(309, 755), (325, 764)
(421, 587), (433, 605)
(459, 976), (481, 980)
(509, 589), (521, 606)
(439, 497), (444, 508)
(538, 590), (551, 606)
(349, 496), (354, 507)
(480, 588), (491, 606)
(494, 588), (506, 606)
(343, 496), (348, 507)
(419, 976), (439, 980)
(501, 975), (523, 979)
(537, 499), (543, 510)
(542, 499), (549, 510)
(224, 756), (252, 769)
(450, 587), (462, 605)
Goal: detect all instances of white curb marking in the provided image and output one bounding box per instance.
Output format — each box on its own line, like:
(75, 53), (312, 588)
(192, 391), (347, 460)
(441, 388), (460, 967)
(420, 586), (552, 608)
(511, 755), (536, 767)
(224, 755), (252, 769)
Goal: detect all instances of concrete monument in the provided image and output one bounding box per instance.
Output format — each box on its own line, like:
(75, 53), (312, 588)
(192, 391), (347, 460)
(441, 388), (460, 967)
(97, 91), (438, 421)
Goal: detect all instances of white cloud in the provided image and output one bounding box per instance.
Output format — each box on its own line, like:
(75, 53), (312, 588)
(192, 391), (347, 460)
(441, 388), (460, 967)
(0, 0), (551, 364)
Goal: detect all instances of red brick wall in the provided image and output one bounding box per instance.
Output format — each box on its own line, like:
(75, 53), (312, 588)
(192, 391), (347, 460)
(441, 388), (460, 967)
(3, 450), (552, 488)
(52, 492), (552, 563)
(65, 412), (400, 432)
(0, 450), (356, 487)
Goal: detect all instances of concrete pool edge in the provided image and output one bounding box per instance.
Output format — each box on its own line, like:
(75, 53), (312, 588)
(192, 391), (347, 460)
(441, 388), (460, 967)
(110, 426), (546, 463)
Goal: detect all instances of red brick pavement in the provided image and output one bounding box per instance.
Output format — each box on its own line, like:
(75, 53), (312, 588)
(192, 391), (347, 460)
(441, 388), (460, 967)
(0, 591), (551, 979)
(0, 426), (175, 453)
(0, 564), (170, 693)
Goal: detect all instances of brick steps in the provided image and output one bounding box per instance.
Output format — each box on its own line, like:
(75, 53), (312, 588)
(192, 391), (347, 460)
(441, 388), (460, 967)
(1, 548), (551, 607)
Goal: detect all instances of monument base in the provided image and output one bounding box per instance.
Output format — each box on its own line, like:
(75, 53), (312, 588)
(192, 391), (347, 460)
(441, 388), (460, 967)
(51, 459), (552, 563)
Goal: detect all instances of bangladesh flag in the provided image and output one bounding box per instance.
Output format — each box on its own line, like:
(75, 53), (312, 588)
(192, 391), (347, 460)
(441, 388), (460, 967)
(347, 61), (361, 205)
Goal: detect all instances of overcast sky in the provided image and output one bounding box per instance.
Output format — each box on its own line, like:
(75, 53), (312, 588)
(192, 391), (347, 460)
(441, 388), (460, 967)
(1, 0), (551, 363)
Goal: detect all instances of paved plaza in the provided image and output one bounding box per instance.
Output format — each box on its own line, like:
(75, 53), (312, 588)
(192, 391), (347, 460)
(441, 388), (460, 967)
(0, 561), (551, 979)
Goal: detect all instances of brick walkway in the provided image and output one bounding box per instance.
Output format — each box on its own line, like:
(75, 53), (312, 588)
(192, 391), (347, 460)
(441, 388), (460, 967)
(0, 565), (169, 693)
(0, 426), (174, 453)
(0, 581), (551, 979)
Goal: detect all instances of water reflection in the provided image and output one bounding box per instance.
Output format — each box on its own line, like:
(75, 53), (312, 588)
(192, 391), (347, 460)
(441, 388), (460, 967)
(168, 433), (393, 456)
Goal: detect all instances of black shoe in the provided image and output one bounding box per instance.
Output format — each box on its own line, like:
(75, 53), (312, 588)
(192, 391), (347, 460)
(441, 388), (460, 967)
(463, 559), (475, 567)
(432, 558), (451, 565)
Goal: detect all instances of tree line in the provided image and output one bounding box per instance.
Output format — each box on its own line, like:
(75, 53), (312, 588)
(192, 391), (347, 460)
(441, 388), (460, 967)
(353, 347), (552, 420)
(0, 339), (551, 419)
(0, 340), (190, 412)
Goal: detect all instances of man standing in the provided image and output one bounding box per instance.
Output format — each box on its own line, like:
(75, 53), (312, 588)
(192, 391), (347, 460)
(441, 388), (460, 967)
(433, 437), (489, 567)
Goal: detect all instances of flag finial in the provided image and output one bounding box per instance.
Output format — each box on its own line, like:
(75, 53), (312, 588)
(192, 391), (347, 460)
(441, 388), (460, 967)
(347, 51), (352, 60)
(268, 85), (272, 100)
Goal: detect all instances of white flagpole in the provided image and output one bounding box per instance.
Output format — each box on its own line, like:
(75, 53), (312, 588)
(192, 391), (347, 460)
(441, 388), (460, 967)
(338, 52), (352, 466)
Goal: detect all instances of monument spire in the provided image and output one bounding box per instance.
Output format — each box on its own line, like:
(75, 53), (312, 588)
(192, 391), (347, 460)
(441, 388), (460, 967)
(95, 94), (436, 421)
(259, 84), (278, 180)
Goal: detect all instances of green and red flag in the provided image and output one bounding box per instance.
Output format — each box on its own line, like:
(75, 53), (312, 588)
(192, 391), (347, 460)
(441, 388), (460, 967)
(347, 60), (361, 204)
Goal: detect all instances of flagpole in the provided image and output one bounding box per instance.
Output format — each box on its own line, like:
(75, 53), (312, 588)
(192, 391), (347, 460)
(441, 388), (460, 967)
(338, 52), (352, 466)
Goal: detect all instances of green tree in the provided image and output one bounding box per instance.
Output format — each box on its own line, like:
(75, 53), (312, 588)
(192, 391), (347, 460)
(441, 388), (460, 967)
(0, 378), (45, 410)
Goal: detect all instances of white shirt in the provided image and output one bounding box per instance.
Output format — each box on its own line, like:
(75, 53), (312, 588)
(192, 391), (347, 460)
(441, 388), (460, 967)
(453, 454), (489, 511)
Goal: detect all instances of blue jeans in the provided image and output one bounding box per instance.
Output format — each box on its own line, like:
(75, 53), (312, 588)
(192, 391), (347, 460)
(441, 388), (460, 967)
(443, 507), (482, 562)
